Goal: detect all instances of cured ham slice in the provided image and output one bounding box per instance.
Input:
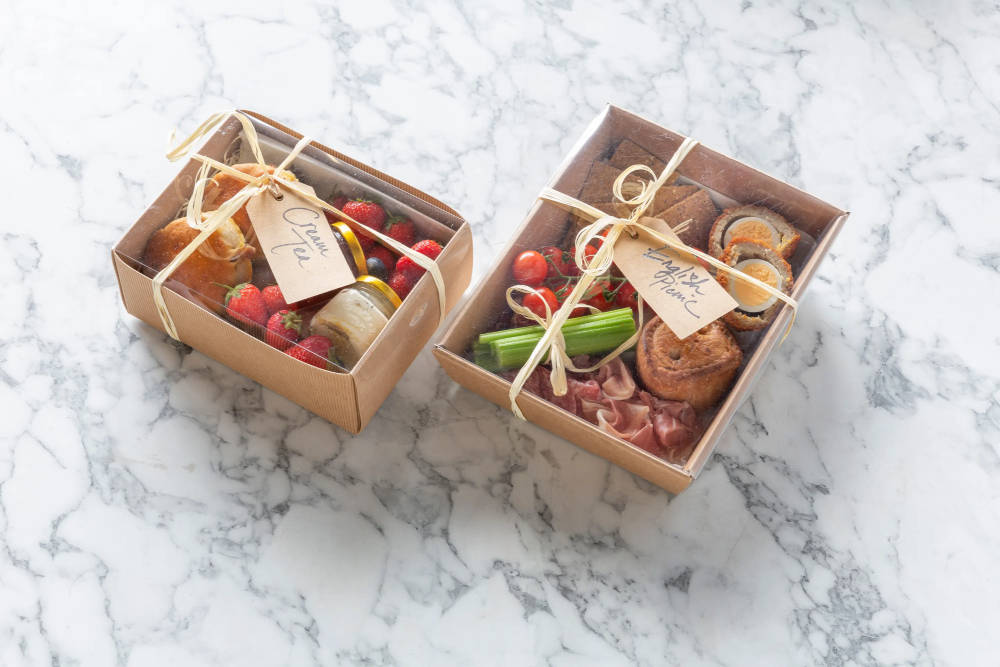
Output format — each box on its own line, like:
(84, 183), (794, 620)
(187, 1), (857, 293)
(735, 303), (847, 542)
(505, 356), (700, 463)
(596, 357), (636, 400)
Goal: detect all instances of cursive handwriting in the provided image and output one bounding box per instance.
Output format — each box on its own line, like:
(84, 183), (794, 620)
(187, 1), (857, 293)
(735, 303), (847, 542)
(642, 246), (709, 318)
(268, 207), (331, 268)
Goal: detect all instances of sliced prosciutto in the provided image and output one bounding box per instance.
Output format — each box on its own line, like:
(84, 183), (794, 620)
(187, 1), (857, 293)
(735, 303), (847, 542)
(504, 356), (699, 463)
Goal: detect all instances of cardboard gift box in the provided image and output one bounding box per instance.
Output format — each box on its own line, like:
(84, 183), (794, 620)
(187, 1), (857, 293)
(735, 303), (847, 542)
(433, 105), (848, 493)
(112, 111), (472, 433)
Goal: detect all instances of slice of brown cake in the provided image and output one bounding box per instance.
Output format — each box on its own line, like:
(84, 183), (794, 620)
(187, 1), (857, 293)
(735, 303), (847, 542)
(577, 161), (623, 204)
(653, 190), (718, 251)
(609, 139), (666, 173)
(646, 185), (699, 216)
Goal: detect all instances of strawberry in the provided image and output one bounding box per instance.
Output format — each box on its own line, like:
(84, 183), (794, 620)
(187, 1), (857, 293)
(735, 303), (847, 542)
(353, 226), (376, 253)
(265, 309), (302, 350)
(394, 239), (443, 279)
(286, 335), (333, 368)
(323, 212), (375, 252)
(388, 270), (415, 300)
(260, 285), (290, 315)
(223, 283), (268, 329)
(342, 199), (386, 230)
(367, 245), (396, 272)
(383, 216), (415, 246)
(322, 195), (350, 225)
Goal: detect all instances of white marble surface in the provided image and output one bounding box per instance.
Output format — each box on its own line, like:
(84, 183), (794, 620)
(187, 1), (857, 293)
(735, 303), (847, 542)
(1, 1), (998, 665)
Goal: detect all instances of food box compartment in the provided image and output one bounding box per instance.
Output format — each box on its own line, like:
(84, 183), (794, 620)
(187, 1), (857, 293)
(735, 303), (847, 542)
(433, 105), (847, 493)
(112, 110), (473, 433)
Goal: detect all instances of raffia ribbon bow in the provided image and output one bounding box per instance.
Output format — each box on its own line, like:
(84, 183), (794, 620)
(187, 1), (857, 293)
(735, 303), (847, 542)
(505, 137), (798, 419)
(151, 111), (447, 342)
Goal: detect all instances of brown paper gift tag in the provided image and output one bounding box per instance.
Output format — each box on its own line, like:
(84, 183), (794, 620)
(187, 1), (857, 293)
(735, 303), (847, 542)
(245, 183), (355, 303)
(614, 217), (737, 339)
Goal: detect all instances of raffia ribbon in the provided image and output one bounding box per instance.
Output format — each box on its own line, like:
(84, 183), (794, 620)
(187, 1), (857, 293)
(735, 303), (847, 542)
(505, 136), (798, 418)
(151, 111), (447, 343)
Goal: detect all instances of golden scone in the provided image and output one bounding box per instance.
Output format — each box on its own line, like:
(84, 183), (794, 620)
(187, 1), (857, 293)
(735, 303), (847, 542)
(202, 163), (297, 238)
(142, 217), (255, 313)
(637, 317), (742, 410)
(716, 238), (793, 331)
(708, 205), (800, 260)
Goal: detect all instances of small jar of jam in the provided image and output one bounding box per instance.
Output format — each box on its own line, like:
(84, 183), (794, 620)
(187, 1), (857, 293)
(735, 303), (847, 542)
(309, 275), (402, 368)
(329, 221), (367, 277)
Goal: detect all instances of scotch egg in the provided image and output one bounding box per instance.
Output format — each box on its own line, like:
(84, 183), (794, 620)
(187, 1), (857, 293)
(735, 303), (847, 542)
(715, 239), (793, 331)
(709, 205), (801, 260)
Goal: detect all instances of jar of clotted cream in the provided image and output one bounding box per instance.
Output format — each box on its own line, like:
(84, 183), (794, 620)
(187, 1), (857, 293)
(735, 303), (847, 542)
(309, 275), (402, 368)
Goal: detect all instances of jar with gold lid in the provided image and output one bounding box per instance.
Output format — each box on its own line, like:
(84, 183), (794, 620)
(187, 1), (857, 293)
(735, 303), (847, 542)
(309, 275), (402, 368)
(329, 221), (368, 277)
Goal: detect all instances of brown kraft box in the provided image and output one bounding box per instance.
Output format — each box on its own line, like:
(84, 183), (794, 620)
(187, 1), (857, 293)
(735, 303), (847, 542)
(112, 111), (473, 433)
(433, 105), (848, 494)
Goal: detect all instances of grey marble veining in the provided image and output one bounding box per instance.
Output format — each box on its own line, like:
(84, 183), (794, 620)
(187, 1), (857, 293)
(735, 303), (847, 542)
(1, 1), (998, 665)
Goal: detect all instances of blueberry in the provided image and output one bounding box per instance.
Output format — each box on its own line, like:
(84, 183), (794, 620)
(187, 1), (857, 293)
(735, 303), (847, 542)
(366, 257), (389, 281)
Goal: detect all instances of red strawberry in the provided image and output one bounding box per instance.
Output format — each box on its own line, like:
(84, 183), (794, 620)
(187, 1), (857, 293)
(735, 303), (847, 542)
(367, 245), (396, 271)
(260, 285), (289, 315)
(353, 226), (375, 253)
(265, 309), (302, 350)
(224, 283), (268, 329)
(394, 239), (443, 279)
(342, 199), (386, 230)
(286, 335), (333, 368)
(322, 195), (350, 225)
(383, 216), (415, 246)
(388, 270), (415, 300)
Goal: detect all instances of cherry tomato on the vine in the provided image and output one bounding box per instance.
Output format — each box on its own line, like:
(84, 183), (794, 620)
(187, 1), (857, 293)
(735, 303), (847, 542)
(523, 287), (559, 319)
(615, 281), (639, 311)
(540, 246), (571, 278)
(512, 250), (548, 286)
(582, 278), (616, 311)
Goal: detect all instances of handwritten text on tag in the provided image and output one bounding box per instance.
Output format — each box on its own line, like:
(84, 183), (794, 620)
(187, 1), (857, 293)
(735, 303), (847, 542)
(613, 217), (737, 339)
(245, 184), (355, 303)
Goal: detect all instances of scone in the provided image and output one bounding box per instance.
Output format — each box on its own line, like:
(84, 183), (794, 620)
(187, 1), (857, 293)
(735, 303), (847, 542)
(637, 317), (742, 409)
(142, 216), (255, 314)
(715, 238), (794, 331)
(708, 205), (800, 260)
(202, 163), (297, 238)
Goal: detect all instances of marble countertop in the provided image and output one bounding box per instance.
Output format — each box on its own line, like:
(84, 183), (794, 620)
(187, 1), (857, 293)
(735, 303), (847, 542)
(2, 1), (998, 665)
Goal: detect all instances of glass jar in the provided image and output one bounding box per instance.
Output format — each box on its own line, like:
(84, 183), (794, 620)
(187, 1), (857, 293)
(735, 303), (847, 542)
(329, 221), (367, 277)
(309, 275), (401, 368)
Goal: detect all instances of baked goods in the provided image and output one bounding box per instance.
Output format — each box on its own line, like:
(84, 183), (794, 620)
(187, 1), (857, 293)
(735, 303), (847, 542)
(578, 161), (631, 203)
(202, 163), (297, 238)
(637, 317), (742, 409)
(608, 139), (670, 177)
(642, 184), (699, 213)
(715, 238), (793, 331)
(142, 217), (255, 313)
(652, 189), (719, 251)
(708, 205), (800, 259)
